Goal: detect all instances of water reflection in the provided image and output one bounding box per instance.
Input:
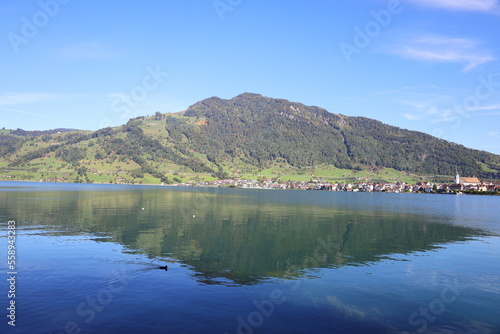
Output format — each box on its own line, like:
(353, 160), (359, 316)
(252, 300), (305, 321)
(0, 184), (489, 285)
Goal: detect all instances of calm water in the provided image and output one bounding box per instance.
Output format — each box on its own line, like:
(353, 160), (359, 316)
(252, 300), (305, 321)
(1, 181), (499, 334)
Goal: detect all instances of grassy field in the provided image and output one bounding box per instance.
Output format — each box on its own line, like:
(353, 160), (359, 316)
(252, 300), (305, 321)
(1, 160), (432, 185)
(237, 164), (423, 184)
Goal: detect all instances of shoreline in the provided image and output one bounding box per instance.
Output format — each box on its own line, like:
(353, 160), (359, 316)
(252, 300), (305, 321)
(1, 179), (499, 196)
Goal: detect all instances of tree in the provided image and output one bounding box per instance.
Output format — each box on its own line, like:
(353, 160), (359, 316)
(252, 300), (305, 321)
(130, 168), (144, 179)
(161, 176), (172, 184)
(154, 111), (163, 121)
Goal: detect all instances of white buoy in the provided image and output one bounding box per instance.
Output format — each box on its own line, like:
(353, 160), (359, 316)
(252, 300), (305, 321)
(142, 208), (145, 210)
(193, 215), (196, 218)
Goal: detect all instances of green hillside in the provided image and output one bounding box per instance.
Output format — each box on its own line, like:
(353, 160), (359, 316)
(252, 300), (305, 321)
(1, 93), (499, 184)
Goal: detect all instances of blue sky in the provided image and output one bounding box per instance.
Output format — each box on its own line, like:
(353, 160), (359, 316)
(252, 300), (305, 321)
(1, 0), (500, 154)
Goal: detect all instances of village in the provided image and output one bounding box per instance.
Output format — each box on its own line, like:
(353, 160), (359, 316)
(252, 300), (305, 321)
(190, 172), (500, 194)
(3, 171), (499, 195)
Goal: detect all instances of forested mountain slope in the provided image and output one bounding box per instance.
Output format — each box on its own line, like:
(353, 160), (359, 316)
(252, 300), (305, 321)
(1, 93), (499, 183)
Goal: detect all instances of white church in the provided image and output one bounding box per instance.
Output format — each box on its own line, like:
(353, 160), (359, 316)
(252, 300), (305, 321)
(454, 172), (481, 186)
(451, 172), (484, 191)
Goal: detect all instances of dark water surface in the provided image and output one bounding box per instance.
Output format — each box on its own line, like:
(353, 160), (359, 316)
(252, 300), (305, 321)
(1, 181), (499, 333)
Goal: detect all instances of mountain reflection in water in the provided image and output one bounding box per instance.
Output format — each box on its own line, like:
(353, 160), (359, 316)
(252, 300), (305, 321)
(1, 184), (489, 285)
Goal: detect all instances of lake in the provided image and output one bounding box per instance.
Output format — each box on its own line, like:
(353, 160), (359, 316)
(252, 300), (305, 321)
(1, 181), (499, 334)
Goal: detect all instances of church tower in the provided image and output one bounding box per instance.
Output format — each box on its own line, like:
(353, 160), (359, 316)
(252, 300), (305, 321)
(454, 172), (460, 184)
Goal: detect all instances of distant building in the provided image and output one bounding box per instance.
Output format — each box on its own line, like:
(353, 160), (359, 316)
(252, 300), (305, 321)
(451, 172), (482, 191)
(453, 172), (480, 185)
(460, 176), (481, 186)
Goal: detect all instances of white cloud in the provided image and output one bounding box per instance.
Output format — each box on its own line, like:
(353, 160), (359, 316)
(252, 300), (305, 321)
(0, 92), (62, 106)
(373, 85), (453, 100)
(375, 86), (500, 123)
(398, 96), (500, 123)
(403, 113), (421, 120)
(474, 111), (500, 117)
(466, 104), (500, 111)
(408, 0), (500, 12)
(388, 35), (495, 72)
(0, 107), (75, 122)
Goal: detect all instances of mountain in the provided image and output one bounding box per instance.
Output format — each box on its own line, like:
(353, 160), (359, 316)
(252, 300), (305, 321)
(1, 93), (499, 184)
